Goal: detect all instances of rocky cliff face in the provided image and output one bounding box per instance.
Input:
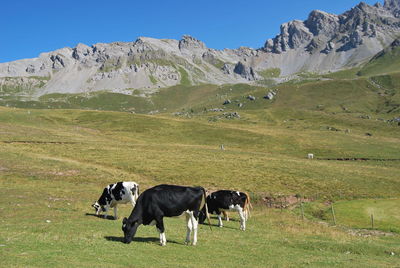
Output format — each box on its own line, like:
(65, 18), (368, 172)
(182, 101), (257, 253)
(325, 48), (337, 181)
(1, 1), (399, 98)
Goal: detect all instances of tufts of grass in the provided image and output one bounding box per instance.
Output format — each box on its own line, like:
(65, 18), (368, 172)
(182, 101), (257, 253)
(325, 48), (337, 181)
(178, 67), (191, 86)
(258, 68), (281, 79)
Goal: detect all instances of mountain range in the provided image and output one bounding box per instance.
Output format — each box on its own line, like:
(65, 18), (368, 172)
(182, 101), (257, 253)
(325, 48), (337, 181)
(1, 0), (400, 98)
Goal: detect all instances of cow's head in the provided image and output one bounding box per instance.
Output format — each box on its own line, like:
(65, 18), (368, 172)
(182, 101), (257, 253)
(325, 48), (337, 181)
(122, 217), (140, 244)
(198, 209), (206, 224)
(92, 201), (106, 215)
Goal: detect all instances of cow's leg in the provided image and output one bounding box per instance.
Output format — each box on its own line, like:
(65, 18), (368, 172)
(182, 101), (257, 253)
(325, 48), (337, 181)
(190, 211), (199, 246)
(244, 208), (249, 221)
(217, 210), (223, 227)
(156, 218), (166, 246)
(236, 205), (246, 231)
(113, 206), (118, 220)
(103, 205), (110, 219)
(185, 212), (192, 245)
(223, 211), (229, 221)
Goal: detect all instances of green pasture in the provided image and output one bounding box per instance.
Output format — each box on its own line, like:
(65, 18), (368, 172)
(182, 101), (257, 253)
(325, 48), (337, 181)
(0, 53), (400, 266)
(333, 199), (400, 233)
(0, 106), (399, 267)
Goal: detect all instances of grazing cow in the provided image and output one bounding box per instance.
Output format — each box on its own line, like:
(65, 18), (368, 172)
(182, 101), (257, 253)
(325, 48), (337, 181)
(122, 184), (210, 246)
(92, 181), (139, 219)
(199, 190), (251, 230)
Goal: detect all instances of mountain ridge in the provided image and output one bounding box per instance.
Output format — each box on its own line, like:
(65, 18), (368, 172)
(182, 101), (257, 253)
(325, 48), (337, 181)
(1, 0), (400, 98)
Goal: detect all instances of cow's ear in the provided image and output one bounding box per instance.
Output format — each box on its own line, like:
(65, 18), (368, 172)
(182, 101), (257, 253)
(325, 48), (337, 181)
(123, 217), (127, 224)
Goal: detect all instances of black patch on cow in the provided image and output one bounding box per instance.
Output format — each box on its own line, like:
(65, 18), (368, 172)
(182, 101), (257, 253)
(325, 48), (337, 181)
(131, 185), (137, 196)
(98, 187), (110, 206)
(112, 182), (124, 201)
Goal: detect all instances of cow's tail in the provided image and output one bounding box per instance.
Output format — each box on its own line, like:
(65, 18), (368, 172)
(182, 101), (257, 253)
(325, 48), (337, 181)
(243, 192), (252, 219)
(201, 188), (212, 231)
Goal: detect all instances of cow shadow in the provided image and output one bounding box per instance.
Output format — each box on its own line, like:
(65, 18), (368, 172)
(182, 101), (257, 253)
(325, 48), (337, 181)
(104, 236), (182, 245)
(85, 213), (116, 220)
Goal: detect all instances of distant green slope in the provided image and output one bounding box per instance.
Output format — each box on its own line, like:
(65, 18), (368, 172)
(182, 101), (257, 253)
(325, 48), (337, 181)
(358, 41), (400, 77)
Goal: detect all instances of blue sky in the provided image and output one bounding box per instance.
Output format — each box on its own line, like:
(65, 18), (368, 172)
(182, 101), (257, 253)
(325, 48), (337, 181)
(1, 0), (381, 63)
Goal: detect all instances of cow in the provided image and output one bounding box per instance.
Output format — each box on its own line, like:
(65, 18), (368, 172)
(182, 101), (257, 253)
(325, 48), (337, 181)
(199, 190), (251, 231)
(122, 184), (211, 246)
(92, 181), (139, 220)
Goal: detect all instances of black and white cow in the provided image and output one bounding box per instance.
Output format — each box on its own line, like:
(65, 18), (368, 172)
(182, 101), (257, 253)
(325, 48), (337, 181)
(199, 190), (251, 230)
(122, 184), (210, 246)
(92, 181), (139, 219)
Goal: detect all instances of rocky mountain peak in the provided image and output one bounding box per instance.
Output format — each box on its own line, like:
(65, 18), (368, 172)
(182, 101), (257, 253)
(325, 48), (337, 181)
(305, 10), (339, 36)
(72, 43), (91, 60)
(384, 0), (400, 9)
(178, 35), (206, 50)
(1, 1), (400, 96)
(264, 20), (313, 53)
(384, 0), (400, 16)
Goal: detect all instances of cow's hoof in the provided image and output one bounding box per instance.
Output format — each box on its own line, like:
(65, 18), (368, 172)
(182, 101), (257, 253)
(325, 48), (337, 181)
(218, 225), (223, 228)
(160, 243), (166, 246)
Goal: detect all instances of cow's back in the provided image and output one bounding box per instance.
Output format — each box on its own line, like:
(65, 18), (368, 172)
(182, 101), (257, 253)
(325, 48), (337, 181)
(141, 185), (204, 218)
(108, 181), (139, 206)
(122, 181), (139, 197)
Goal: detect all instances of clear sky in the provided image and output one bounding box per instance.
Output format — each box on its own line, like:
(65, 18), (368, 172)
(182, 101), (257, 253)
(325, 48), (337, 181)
(0, 0), (382, 63)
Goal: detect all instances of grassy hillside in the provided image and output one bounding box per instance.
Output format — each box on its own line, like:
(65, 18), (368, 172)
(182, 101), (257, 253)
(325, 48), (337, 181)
(1, 46), (400, 266)
(0, 106), (399, 267)
(357, 45), (400, 77)
(333, 199), (400, 233)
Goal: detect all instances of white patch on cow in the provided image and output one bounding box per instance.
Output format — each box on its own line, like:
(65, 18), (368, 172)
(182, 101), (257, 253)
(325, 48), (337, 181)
(236, 191), (240, 196)
(158, 229), (166, 246)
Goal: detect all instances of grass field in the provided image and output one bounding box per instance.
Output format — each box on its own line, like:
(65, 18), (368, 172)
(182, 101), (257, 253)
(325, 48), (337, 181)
(332, 199), (400, 233)
(1, 54), (400, 266)
(0, 105), (399, 267)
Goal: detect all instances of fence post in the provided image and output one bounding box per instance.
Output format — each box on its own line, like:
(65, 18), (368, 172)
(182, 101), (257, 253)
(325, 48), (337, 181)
(331, 203), (337, 225)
